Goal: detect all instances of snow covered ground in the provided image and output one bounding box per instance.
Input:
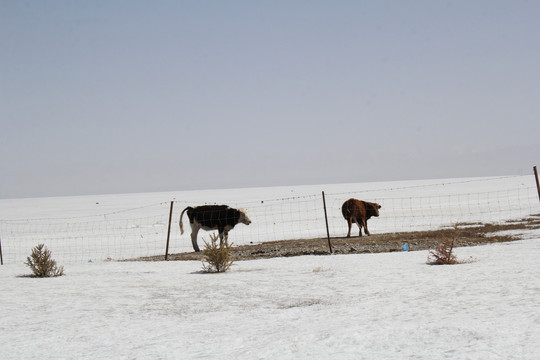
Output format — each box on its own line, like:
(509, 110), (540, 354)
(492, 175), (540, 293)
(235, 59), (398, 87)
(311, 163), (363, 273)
(1, 237), (539, 359)
(1, 176), (538, 264)
(1, 176), (540, 359)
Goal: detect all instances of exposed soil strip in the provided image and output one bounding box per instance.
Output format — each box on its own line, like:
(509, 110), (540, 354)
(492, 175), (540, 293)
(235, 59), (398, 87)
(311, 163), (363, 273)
(134, 214), (540, 262)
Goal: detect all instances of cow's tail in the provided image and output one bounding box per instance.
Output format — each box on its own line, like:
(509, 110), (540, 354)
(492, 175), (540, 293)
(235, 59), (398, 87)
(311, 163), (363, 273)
(179, 207), (192, 235)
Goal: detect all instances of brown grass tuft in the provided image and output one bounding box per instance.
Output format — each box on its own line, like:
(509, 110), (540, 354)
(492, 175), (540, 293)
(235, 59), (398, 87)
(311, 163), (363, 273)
(201, 233), (234, 273)
(25, 244), (65, 277)
(427, 239), (459, 265)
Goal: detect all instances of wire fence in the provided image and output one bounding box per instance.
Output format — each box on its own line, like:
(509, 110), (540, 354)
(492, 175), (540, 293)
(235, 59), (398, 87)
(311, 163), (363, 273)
(1, 176), (539, 264)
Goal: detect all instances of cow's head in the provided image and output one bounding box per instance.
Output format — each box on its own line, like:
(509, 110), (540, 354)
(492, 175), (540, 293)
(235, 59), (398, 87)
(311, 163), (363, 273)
(238, 208), (252, 225)
(368, 202), (381, 217)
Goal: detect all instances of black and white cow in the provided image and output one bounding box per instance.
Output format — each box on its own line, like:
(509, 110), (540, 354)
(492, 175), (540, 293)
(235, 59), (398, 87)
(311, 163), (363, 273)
(179, 205), (252, 252)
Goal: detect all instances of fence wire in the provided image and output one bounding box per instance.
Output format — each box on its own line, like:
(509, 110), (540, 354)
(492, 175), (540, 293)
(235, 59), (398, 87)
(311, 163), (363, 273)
(1, 176), (539, 264)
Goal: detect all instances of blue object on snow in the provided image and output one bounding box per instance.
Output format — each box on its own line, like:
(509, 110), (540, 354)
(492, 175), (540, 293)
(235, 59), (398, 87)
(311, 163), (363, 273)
(401, 243), (409, 252)
(88, 260), (93, 263)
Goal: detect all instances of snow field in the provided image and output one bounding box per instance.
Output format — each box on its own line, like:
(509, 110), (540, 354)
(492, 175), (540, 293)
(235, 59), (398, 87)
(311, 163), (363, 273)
(1, 234), (539, 359)
(1, 176), (539, 358)
(1, 176), (539, 264)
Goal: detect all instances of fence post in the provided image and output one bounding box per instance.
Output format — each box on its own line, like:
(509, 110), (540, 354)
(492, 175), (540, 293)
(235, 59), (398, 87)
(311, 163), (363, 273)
(165, 201), (174, 260)
(534, 166), (540, 204)
(322, 191), (333, 254)
(0, 235), (3, 265)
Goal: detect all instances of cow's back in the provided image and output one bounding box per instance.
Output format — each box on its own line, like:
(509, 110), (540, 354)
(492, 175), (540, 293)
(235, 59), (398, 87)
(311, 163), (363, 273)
(342, 198), (366, 220)
(188, 205), (239, 227)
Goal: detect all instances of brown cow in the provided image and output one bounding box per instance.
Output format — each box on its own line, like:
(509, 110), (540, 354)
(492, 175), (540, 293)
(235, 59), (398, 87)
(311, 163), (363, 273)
(341, 198), (381, 237)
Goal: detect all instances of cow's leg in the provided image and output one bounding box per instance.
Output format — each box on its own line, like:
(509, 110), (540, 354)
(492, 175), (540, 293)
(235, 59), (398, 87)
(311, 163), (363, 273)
(218, 227), (225, 246)
(363, 219), (370, 236)
(354, 219), (363, 237)
(217, 230), (230, 247)
(218, 231), (224, 246)
(346, 218), (352, 238)
(190, 225), (201, 252)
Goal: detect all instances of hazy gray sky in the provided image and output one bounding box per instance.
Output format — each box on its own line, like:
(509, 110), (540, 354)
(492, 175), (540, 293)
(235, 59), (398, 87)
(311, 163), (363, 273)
(2, 1), (539, 199)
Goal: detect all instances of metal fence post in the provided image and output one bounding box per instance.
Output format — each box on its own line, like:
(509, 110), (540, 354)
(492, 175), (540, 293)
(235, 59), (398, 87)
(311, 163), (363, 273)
(534, 166), (540, 204)
(322, 191), (333, 254)
(165, 201), (174, 260)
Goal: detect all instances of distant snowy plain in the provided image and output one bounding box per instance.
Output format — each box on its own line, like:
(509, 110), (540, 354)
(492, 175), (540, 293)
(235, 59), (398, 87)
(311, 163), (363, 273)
(0, 176), (537, 264)
(1, 176), (539, 359)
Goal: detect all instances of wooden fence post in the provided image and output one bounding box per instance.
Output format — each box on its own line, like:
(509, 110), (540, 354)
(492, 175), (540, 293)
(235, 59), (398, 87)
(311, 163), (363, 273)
(322, 191), (333, 254)
(534, 166), (540, 204)
(165, 201), (174, 260)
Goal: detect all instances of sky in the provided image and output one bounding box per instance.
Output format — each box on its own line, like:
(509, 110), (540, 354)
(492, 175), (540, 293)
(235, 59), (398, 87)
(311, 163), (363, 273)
(2, 1), (539, 199)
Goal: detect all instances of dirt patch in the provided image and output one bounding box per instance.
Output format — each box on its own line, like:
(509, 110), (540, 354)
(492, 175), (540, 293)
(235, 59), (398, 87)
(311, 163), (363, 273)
(133, 214), (540, 262)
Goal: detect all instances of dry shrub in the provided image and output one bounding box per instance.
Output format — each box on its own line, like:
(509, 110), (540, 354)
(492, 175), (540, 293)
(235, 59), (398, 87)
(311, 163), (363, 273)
(25, 244), (64, 277)
(427, 237), (476, 265)
(427, 239), (458, 265)
(201, 233), (234, 273)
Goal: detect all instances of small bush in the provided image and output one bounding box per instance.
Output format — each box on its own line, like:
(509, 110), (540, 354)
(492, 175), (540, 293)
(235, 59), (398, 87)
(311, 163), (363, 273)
(427, 239), (458, 265)
(201, 233), (234, 273)
(25, 244), (64, 277)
